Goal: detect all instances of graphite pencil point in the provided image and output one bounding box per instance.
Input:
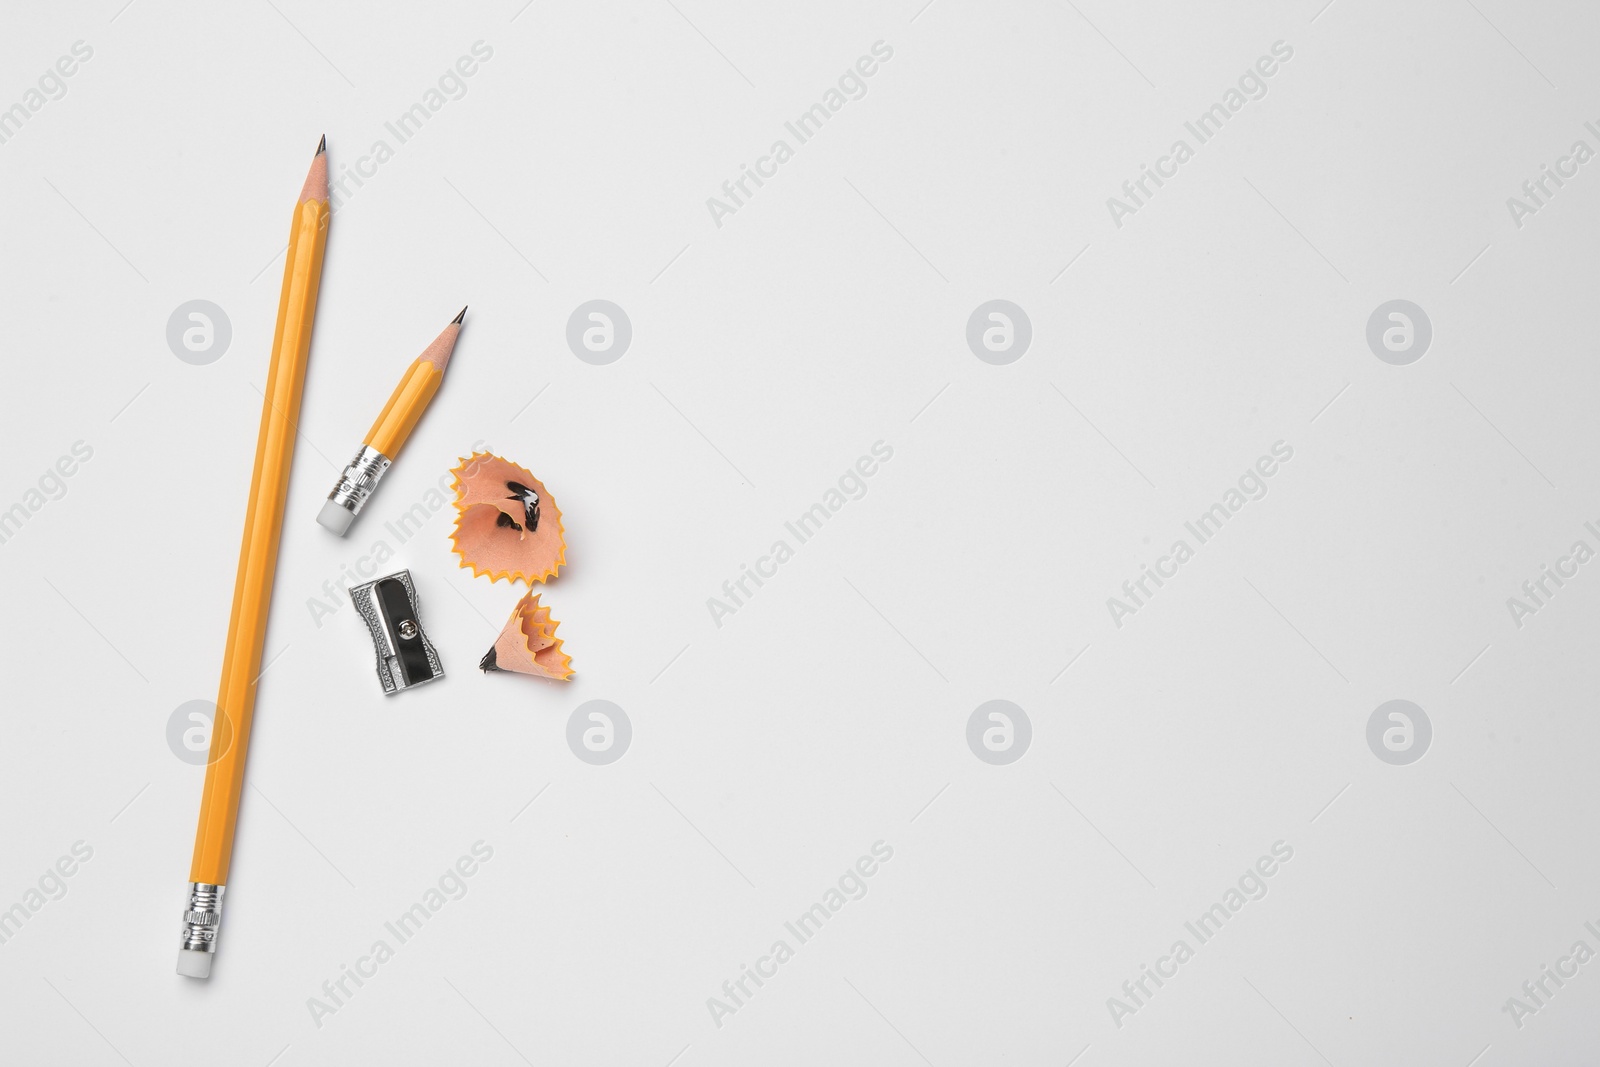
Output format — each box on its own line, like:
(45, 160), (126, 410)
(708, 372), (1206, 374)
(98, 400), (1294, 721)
(316, 134), (327, 155)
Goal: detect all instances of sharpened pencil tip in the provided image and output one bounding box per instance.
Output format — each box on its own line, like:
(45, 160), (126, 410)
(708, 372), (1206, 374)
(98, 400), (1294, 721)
(419, 314), (465, 371)
(316, 134), (326, 155)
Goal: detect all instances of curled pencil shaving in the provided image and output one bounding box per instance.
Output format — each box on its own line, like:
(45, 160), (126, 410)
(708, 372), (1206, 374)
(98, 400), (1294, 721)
(479, 592), (573, 681)
(449, 452), (565, 584)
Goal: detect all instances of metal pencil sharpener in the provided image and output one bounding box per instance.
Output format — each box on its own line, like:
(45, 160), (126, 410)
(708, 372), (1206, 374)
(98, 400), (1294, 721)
(349, 569), (443, 694)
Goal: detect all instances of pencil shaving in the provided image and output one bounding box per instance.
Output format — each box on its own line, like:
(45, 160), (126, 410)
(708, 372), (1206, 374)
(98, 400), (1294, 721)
(480, 591), (573, 680)
(449, 452), (565, 584)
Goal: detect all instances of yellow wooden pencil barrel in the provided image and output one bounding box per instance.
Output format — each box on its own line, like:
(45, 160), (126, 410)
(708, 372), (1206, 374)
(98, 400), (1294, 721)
(365, 358), (443, 459)
(180, 147), (328, 977)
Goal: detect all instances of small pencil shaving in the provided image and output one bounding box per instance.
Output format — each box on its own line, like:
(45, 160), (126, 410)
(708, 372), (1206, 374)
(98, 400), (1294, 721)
(480, 591), (573, 680)
(449, 452), (565, 584)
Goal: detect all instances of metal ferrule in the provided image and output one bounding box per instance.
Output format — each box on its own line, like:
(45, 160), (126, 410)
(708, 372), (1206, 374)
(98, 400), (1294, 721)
(181, 882), (225, 953)
(325, 444), (393, 520)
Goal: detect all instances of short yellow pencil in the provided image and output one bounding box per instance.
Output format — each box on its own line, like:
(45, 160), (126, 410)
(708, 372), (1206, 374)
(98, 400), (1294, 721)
(316, 308), (465, 535)
(179, 138), (330, 978)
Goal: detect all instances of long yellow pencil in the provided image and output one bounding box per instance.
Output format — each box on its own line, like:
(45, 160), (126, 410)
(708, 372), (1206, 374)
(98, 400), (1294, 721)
(178, 138), (330, 978)
(316, 307), (466, 536)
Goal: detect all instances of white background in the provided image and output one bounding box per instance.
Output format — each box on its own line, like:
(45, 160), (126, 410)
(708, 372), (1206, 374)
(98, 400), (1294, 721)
(2, 0), (1598, 1063)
